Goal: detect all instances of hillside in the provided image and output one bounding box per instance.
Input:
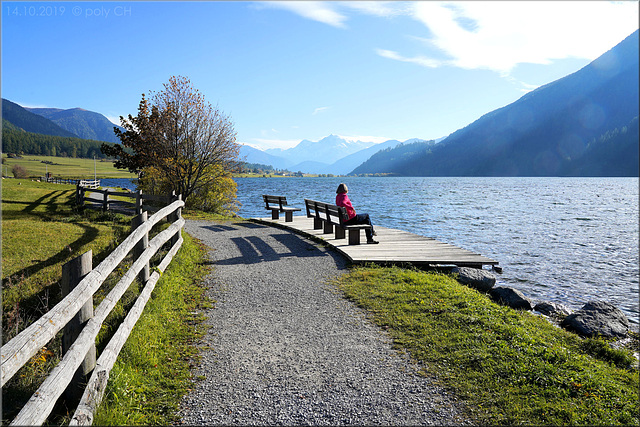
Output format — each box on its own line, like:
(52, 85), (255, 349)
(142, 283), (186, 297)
(351, 140), (437, 175)
(352, 30), (639, 177)
(26, 107), (123, 144)
(324, 139), (405, 175)
(239, 145), (294, 170)
(2, 99), (78, 138)
(2, 125), (109, 159)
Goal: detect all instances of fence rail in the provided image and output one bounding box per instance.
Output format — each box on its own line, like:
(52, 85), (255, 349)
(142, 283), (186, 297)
(1, 196), (185, 426)
(41, 177), (99, 188)
(76, 184), (177, 215)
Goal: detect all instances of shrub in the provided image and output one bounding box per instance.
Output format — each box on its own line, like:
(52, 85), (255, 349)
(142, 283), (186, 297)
(11, 165), (28, 178)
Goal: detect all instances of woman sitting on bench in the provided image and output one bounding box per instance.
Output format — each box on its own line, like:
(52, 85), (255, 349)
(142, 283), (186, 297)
(335, 183), (378, 244)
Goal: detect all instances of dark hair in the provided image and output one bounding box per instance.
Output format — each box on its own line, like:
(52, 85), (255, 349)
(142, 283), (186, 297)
(336, 183), (348, 194)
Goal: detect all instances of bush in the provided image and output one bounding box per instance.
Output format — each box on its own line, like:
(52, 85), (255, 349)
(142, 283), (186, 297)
(139, 165), (239, 215)
(11, 165), (28, 178)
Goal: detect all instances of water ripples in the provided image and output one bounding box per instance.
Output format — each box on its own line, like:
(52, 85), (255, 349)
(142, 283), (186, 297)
(113, 176), (639, 326)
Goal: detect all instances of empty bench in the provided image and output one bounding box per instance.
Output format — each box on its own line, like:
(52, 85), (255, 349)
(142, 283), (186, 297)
(304, 199), (372, 245)
(263, 195), (301, 222)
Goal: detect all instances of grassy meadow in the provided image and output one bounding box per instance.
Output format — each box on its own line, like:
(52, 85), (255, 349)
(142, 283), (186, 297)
(2, 154), (136, 179)
(1, 178), (209, 425)
(335, 266), (639, 425)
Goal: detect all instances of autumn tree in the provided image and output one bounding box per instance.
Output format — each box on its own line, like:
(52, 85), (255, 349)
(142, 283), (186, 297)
(102, 76), (241, 213)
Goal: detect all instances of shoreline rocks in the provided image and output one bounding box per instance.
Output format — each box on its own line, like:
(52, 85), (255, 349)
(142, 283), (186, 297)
(450, 269), (632, 341)
(534, 301), (573, 318)
(489, 286), (533, 310)
(451, 267), (495, 293)
(561, 301), (630, 338)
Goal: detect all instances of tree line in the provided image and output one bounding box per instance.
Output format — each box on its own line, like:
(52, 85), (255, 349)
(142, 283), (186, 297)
(2, 125), (108, 159)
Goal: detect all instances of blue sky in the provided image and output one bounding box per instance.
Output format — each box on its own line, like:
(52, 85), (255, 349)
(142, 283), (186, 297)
(2, 1), (638, 150)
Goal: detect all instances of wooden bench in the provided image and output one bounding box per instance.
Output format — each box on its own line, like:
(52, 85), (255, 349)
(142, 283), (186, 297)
(304, 199), (372, 245)
(263, 195), (301, 222)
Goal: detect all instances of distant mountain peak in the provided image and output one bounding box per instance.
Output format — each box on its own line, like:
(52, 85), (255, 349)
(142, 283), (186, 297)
(22, 104), (123, 143)
(268, 134), (380, 166)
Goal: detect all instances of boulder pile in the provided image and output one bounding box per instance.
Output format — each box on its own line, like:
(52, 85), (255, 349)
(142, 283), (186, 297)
(451, 268), (630, 338)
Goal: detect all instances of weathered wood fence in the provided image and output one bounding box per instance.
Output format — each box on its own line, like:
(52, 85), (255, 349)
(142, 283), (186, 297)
(1, 195), (185, 426)
(42, 177), (100, 188)
(76, 183), (177, 215)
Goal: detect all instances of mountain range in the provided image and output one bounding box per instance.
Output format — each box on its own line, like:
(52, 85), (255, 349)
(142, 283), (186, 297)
(25, 106), (124, 144)
(239, 136), (434, 175)
(352, 30), (639, 177)
(2, 98), (123, 144)
(2, 99), (79, 138)
(4, 31), (637, 176)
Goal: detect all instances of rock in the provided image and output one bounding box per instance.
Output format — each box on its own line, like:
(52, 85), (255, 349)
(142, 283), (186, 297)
(451, 267), (496, 293)
(534, 301), (573, 317)
(560, 301), (629, 338)
(489, 286), (532, 310)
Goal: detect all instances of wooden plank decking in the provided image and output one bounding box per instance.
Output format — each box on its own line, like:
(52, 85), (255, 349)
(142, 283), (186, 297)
(250, 215), (499, 269)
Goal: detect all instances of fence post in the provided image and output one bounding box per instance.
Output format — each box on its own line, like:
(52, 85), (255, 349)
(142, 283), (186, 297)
(102, 189), (109, 212)
(62, 250), (96, 403)
(135, 189), (143, 215)
(168, 192), (182, 247)
(131, 211), (150, 284)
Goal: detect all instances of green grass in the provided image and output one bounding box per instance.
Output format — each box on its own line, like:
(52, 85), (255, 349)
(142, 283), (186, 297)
(2, 154), (136, 179)
(92, 232), (210, 425)
(1, 178), (212, 425)
(2, 179), (132, 339)
(334, 266), (639, 425)
(1, 179), (135, 423)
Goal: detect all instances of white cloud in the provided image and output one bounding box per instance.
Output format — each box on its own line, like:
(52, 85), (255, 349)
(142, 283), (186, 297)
(405, 1), (639, 75)
(376, 49), (442, 68)
(259, 1), (348, 28)
(17, 102), (50, 109)
(342, 1), (411, 18)
(518, 81), (541, 94)
(106, 115), (122, 126)
(313, 106), (330, 115)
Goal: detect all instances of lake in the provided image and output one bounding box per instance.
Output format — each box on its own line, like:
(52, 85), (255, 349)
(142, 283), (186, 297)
(107, 176), (639, 326)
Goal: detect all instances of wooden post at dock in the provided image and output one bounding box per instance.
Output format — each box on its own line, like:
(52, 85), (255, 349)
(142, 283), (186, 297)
(62, 250), (96, 403)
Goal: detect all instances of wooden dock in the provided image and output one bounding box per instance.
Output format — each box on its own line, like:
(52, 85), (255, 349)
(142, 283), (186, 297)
(250, 215), (499, 269)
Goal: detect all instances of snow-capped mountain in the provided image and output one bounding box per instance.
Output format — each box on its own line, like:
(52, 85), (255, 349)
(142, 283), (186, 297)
(264, 134), (378, 166)
(240, 136), (438, 175)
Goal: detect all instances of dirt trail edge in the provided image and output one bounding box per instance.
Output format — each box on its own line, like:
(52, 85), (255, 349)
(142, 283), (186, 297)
(178, 219), (470, 426)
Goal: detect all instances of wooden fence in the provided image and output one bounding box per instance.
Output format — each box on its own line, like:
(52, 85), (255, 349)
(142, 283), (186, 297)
(42, 177), (100, 188)
(1, 196), (185, 426)
(76, 184), (178, 215)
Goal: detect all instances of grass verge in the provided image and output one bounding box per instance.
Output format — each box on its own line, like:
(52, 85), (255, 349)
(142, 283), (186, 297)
(2, 179), (132, 342)
(334, 265), (639, 426)
(92, 231), (210, 425)
(2, 179), (134, 423)
(2, 178), (212, 425)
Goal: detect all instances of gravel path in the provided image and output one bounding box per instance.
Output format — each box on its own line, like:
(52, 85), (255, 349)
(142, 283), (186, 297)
(178, 219), (470, 426)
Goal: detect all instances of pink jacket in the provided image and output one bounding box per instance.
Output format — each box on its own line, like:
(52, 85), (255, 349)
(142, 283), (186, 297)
(336, 193), (356, 220)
